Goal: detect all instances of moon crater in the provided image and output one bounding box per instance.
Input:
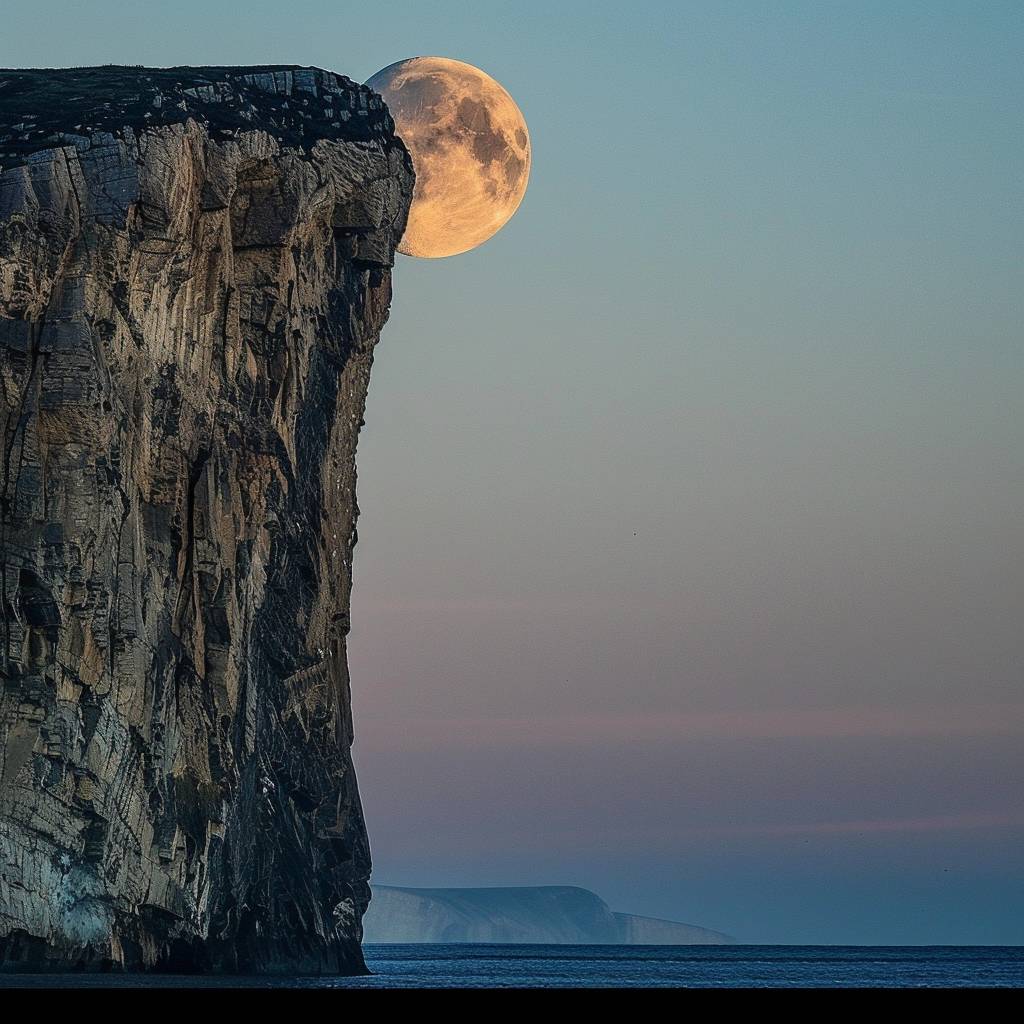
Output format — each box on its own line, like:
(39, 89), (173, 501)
(367, 57), (531, 259)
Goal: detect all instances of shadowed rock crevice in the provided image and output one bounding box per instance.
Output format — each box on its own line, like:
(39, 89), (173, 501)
(0, 65), (413, 974)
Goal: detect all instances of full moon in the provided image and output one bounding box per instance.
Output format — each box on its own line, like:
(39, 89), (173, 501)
(367, 57), (531, 259)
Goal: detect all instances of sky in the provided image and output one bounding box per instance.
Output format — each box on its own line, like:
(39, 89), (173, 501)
(4, 1), (1022, 943)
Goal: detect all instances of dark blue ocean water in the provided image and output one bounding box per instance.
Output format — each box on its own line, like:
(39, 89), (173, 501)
(2, 945), (1022, 987)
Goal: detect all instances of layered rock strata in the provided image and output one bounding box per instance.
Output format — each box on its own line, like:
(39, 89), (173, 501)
(0, 66), (412, 972)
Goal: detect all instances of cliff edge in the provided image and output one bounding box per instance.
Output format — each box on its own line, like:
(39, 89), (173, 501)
(0, 66), (413, 973)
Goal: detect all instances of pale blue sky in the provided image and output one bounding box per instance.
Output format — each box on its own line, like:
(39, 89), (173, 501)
(5, 1), (1023, 942)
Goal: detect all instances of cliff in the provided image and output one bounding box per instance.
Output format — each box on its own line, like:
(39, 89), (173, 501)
(0, 66), (413, 973)
(362, 886), (732, 944)
(613, 912), (733, 945)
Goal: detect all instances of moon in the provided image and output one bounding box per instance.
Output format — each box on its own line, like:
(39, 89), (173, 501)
(367, 57), (531, 259)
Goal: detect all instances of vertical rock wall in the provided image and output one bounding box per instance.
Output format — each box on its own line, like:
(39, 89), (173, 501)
(0, 67), (412, 972)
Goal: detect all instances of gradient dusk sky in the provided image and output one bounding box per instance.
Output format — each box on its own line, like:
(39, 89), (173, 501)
(6, 1), (1022, 943)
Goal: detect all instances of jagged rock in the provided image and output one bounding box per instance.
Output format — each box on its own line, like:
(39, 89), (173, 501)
(0, 66), (413, 973)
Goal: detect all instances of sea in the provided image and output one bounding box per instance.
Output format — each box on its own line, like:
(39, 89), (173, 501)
(1, 944), (1023, 988)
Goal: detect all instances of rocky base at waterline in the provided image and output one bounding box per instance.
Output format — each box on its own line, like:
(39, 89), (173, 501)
(363, 886), (733, 944)
(0, 66), (413, 973)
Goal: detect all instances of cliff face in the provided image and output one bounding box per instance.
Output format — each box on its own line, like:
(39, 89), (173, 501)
(362, 886), (732, 945)
(0, 66), (412, 973)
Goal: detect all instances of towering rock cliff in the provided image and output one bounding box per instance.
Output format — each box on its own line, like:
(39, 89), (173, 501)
(0, 66), (412, 973)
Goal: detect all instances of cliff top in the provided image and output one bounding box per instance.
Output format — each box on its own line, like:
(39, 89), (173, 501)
(0, 64), (397, 168)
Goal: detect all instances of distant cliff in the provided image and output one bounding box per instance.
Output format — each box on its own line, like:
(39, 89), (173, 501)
(363, 886), (732, 944)
(613, 912), (731, 945)
(0, 66), (412, 973)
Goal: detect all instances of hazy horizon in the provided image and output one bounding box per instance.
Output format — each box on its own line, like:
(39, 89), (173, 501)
(7, 1), (1022, 945)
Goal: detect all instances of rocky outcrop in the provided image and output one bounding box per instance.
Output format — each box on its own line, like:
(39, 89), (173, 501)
(0, 66), (412, 973)
(362, 885), (732, 944)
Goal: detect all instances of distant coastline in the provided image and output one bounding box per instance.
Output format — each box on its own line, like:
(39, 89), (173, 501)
(363, 885), (732, 945)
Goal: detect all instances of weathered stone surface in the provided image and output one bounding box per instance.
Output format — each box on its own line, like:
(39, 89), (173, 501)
(0, 66), (413, 973)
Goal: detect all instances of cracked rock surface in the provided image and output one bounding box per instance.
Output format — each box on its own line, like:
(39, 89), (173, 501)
(0, 66), (412, 973)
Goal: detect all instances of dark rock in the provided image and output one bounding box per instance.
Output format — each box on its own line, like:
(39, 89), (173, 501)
(0, 65), (413, 973)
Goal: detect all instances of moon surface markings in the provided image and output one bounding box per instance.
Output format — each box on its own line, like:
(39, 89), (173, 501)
(367, 57), (531, 259)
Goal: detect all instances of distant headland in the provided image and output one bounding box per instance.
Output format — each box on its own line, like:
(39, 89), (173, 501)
(363, 885), (733, 945)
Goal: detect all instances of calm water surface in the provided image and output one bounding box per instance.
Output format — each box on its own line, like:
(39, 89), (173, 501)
(1, 945), (1021, 988)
